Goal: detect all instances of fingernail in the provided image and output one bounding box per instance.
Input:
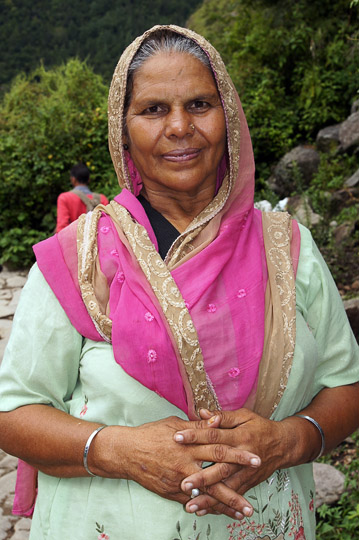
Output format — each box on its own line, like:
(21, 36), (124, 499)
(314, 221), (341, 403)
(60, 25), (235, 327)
(188, 504), (199, 513)
(183, 482), (193, 491)
(174, 433), (184, 442)
(196, 509), (207, 516)
(207, 415), (218, 425)
(235, 511), (244, 520)
(250, 457), (260, 466)
(243, 506), (252, 516)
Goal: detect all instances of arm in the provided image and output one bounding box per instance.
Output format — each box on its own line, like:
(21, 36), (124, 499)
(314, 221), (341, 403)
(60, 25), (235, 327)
(0, 403), (260, 508)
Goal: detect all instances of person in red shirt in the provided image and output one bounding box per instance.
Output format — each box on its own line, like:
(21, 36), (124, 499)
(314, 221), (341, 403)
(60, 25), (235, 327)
(56, 163), (109, 232)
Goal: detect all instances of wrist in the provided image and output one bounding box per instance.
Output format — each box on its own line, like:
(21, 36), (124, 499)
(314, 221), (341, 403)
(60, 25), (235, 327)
(87, 425), (131, 479)
(279, 416), (323, 467)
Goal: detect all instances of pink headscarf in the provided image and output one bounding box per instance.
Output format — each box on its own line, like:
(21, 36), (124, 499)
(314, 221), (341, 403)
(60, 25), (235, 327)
(14, 25), (300, 516)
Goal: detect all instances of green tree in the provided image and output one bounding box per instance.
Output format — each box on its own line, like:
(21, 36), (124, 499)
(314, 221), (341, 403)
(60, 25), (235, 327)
(0, 58), (116, 267)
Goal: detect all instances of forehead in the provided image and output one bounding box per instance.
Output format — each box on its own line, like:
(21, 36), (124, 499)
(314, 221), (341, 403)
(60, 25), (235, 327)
(130, 51), (219, 101)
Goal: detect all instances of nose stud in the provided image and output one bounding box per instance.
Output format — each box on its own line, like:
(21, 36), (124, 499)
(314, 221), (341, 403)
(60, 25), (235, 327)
(189, 123), (195, 132)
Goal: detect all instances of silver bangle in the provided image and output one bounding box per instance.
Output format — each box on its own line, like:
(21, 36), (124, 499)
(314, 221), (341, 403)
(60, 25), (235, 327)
(83, 425), (107, 476)
(294, 414), (325, 460)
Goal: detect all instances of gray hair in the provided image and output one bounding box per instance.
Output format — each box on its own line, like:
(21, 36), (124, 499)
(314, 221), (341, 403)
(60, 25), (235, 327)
(124, 30), (213, 119)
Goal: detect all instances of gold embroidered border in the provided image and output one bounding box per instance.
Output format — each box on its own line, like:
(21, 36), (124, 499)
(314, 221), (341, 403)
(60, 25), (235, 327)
(253, 212), (296, 417)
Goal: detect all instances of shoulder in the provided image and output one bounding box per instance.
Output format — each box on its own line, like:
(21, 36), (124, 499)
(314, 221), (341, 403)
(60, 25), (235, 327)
(57, 191), (79, 202)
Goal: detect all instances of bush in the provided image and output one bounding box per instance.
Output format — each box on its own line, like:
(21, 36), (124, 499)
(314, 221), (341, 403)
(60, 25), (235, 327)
(188, 0), (359, 182)
(0, 59), (118, 268)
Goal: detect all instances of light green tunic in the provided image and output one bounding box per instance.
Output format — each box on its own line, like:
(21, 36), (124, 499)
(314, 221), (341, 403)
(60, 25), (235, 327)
(0, 225), (358, 540)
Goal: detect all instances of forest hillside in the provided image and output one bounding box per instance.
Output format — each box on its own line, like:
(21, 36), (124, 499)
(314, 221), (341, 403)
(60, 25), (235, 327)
(0, 0), (202, 89)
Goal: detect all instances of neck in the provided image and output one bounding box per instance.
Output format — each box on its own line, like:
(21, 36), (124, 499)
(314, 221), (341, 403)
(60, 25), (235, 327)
(141, 185), (215, 233)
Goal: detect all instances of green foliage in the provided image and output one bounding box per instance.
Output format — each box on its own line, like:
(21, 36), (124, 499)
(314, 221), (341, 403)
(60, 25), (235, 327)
(189, 0), (359, 181)
(0, 59), (116, 268)
(316, 431), (359, 539)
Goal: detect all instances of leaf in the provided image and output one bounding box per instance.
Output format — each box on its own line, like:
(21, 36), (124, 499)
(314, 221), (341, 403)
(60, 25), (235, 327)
(176, 521), (181, 533)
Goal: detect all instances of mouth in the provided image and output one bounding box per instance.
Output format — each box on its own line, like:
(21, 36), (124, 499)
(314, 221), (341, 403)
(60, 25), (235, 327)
(162, 148), (201, 162)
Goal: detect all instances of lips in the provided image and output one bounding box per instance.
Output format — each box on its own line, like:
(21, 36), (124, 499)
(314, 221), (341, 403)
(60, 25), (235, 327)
(162, 148), (201, 162)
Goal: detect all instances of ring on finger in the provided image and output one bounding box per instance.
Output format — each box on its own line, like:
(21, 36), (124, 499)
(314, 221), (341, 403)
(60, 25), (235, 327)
(191, 488), (201, 499)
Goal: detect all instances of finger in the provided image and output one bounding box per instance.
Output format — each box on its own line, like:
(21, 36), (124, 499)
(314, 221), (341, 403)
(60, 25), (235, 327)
(190, 445), (260, 472)
(186, 482), (254, 518)
(187, 494), (245, 521)
(181, 463), (239, 493)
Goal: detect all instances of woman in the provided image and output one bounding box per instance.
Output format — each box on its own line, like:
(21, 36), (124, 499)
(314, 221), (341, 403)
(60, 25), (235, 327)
(0, 25), (358, 540)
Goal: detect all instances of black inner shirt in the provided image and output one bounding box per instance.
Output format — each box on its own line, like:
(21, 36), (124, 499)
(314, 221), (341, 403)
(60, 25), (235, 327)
(138, 195), (180, 260)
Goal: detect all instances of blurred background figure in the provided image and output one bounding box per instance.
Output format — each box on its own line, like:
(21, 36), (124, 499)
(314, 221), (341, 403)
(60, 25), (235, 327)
(56, 163), (109, 232)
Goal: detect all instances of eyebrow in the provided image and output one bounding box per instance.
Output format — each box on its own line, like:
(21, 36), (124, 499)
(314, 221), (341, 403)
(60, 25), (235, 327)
(133, 93), (220, 108)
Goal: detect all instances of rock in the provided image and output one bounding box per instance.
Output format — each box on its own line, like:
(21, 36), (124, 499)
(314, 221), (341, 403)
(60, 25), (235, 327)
(333, 223), (355, 246)
(11, 517), (31, 540)
(313, 462), (346, 508)
(286, 195), (322, 227)
(351, 99), (359, 114)
(6, 276), (27, 289)
(0, 470), (16, 500)
(269, 145), (320, 197)
(316, 124), (340, 153)
(343, 296), (359, 341)
(329, 187), (359, 214)
(339, 111), (359, 152)
(345, 168), (359, 187)
(0, 507), (12, 540)
(8, 289), (22, 309)
(0, 303), (16, 319)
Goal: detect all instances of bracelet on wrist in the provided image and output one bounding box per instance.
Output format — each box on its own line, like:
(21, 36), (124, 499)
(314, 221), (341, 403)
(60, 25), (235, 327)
(83, 425), (108, 476)
(294, 414), (325, 460)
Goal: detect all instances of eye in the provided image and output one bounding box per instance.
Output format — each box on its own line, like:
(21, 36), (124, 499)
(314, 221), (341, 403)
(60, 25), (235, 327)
(142, 104), (166, 115)
(188, 100), (210, 112)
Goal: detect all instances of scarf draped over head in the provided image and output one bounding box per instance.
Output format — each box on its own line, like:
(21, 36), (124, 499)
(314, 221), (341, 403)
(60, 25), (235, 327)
(34, 24), (300, 420)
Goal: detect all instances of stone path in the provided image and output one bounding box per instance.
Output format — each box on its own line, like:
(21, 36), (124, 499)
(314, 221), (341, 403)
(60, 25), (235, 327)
(0, 269), (30, 540)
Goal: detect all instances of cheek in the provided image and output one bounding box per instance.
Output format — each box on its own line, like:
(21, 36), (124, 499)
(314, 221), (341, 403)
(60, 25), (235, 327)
(128, 125), (155, 158)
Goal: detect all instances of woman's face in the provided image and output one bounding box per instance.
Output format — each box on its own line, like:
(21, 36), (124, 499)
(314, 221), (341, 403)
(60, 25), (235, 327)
(125, 52), (226, 197)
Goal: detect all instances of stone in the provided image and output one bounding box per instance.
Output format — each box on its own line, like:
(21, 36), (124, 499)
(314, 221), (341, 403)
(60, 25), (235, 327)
(0, 507), (12, 540)
(0, 470), (16, 501)
(6, 276), (27, 289)
(313, 462), (345, 508)
(351, 99), (359, 114)
(269, 145), (320, 197)
(339, 111), (359, 152)
(11, 517), (31, 540)
(286, 195), (322, 227)
(0, 303), (15, 319)
(343, 296), (359, 341)
(0, 454), (17, 470)
(9, 289), (22, 309)
(329, 187), (359, 214)
(316, 124), (340, 153)
(333, 223), (355, 247)
(345, 168), (359, 187)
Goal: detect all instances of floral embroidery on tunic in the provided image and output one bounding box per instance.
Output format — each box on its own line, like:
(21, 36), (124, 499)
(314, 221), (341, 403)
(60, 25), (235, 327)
(96, 522), (110, 539)
(226, 471), (307, 540)
(79, 395), (88, 417)
(173, 520), (212, 540)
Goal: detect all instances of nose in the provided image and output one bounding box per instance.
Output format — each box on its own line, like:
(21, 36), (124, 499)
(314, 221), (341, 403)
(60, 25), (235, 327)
(164, 108), (193, 139)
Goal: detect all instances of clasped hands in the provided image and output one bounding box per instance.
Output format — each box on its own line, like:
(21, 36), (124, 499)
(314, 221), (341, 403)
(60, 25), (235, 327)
(173, 408), (286, 520)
